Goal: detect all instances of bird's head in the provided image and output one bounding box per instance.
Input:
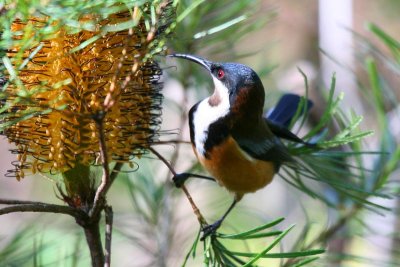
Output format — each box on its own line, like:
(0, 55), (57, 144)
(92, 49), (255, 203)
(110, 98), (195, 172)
(169, 54), (265, 117)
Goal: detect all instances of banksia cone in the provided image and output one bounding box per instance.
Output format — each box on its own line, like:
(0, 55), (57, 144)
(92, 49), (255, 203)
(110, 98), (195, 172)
(1, 2), (174, 182)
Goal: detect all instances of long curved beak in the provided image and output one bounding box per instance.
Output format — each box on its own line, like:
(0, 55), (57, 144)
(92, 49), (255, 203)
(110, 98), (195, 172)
(168, 53), (212, 72)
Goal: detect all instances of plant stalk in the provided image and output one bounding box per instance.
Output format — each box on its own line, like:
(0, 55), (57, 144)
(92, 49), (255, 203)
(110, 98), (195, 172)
(83, 219), (105, 267)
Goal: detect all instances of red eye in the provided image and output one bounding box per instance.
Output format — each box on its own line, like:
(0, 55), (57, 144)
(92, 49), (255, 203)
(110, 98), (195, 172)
(217, 69), (225, 79)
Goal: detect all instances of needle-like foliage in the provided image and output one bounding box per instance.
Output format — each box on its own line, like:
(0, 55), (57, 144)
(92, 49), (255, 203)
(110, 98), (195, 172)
(277, 74), (390, 212)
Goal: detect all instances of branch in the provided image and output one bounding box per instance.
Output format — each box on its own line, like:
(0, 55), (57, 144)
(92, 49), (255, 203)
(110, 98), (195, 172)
(0, 202), (87, 219)
(83, 220), (105, 267)
(104, 206), (113, 267)
(0, 199), (56, 205)
(90, 112), (110, 218)
(149, 147), (207, 225)
(90, 162), (123, 218)
(110, 162), (124, 182)
(84, 111), (118, 267)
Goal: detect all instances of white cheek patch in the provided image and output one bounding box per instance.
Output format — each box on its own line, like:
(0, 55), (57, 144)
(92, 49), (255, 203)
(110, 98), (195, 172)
(193, 78), (230, 156)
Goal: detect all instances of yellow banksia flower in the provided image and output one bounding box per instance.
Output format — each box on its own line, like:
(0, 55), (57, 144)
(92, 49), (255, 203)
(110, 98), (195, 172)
(1, 2), (174, 181)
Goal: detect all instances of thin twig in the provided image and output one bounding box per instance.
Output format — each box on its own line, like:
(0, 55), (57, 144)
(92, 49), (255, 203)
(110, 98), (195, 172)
(0, 203), (87, 219)
(105, 205), (113, 267)
(90, 162), (124, 219)
(155, 89), (189, 264)
(149, 147), (207, 225)
(0, 199), (56, 205)
(90, 112), (110, 218)
(110, 162), (124, 182)
(149, 147), (177, 176)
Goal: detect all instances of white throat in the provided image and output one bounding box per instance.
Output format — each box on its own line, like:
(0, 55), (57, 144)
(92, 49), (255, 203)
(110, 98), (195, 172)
(193, 77), (230, 155)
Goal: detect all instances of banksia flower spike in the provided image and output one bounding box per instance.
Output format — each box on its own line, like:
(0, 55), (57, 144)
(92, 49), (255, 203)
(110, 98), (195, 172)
(1, 1), (174, 202)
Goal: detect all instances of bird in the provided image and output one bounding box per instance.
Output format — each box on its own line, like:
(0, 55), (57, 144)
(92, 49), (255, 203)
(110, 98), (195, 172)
(168, 54), (313, 239)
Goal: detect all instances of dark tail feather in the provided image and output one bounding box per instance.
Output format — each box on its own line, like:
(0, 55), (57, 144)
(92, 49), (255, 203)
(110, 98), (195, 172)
(266, 93), (313, 128)
(265, 93), (314, 145)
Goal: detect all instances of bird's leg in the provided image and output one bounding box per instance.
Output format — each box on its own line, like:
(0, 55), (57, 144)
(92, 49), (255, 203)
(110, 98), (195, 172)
(173, 172), (215, 188)
(201, 199), (238, 240)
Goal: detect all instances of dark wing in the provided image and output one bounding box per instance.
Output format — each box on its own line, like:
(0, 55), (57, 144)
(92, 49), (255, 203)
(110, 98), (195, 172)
(266, 119), (306, 144)
(232, 121), (293, 171)
(233, 94), (314, 169)
(267, 93), (313, 127)
(266, 93), (314, 145)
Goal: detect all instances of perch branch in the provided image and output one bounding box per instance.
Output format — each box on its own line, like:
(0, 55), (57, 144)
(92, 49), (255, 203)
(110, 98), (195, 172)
(149, 147), (207, 225)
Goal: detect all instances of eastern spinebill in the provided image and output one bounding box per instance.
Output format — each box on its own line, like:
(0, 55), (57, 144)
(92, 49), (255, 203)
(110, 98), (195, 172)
(169, 54), (313, 239)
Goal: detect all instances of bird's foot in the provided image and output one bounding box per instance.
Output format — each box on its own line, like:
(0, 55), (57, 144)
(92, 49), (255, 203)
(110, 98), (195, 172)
(201, 219), (223, 241)
(172, 173), (190, 188)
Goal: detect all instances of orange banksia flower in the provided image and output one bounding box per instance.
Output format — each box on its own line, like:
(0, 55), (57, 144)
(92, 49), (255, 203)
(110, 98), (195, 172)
(1, 2), (174, 180)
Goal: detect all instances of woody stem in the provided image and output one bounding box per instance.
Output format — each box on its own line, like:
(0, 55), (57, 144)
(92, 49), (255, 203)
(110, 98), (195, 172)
(149, 147), (207, 225)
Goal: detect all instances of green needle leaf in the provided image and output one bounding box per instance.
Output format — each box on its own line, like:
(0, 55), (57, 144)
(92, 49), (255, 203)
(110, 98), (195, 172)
(292, 256), (321, 267)
(217, 217), (284, 239)
(242, 224), (295, 266)
(223, 249), (325, 259)
(194, 15), (247, 39)
(177, 0), (205, 23)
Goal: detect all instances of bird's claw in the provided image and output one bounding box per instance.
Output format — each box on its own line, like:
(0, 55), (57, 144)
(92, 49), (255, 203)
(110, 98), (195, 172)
(172, 173), (190, 188)
(201, 220), (222, 241)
